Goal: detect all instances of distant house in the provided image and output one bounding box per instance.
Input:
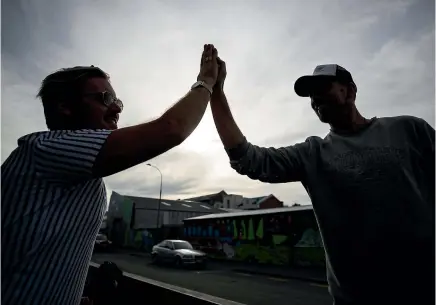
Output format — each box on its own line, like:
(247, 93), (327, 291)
(246, 194), (284, 210)
(185, 191), (284, 210)
(185, 190), (229, 208)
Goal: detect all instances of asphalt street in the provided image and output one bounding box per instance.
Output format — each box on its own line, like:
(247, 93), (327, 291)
(92, 252), (332, 305)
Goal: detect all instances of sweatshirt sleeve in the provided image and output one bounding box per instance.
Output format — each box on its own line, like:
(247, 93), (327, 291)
(225, 137), (313, 183)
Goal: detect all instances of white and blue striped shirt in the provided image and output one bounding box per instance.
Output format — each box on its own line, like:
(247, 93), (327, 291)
(2, 129), (112, 305)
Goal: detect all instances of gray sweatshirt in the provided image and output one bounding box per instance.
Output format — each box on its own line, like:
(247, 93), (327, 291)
(226, 115), (435, 303)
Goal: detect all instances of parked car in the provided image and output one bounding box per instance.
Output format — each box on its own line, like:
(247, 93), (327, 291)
(151, 239), (207, 268)
(94, 233), (112, 252)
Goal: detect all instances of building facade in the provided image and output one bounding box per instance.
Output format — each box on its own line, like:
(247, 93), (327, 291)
(183, 206), (324, 267)
(106, 192), (226, 250)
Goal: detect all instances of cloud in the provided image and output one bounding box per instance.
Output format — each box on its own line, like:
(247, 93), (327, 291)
(104, 149), (212, 198)
(2, 0), (434, 206)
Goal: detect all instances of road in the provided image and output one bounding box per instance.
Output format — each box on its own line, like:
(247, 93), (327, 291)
(92, 252), (332, 305)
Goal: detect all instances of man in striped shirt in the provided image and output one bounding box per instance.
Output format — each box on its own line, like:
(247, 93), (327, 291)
(2, 44), (219, 305)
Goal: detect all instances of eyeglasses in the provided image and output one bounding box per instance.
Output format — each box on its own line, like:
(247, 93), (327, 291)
(83, 91), (124, 112)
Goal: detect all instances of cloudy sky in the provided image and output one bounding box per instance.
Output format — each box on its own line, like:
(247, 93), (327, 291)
(2, 0), (434, 205)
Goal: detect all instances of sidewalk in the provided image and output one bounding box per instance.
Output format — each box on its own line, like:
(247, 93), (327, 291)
(116, 248), (327, 284)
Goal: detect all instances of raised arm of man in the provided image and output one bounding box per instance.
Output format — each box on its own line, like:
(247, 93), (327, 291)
(32, 45), (219, 181)
(210, 57), (312, 183)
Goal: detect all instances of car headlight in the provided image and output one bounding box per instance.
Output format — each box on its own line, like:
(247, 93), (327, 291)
(182, 255), (194, 259)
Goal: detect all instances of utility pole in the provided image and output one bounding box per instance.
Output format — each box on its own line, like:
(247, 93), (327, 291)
(147, 164), (163, 229)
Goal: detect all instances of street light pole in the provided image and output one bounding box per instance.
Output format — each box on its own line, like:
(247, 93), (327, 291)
(147, 163), (163, 229)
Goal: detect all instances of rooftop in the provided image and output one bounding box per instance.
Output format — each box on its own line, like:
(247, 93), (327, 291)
(184, 205), (313, 221)
(184, 190), (228, 202)
(112, 192), (226, 214)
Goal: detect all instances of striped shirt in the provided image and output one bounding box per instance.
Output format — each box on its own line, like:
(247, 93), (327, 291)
(1, 129), (112, 305)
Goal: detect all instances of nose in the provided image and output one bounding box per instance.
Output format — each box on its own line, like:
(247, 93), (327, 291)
(109, 101), (122, 113)
(311, 96), (321, 106)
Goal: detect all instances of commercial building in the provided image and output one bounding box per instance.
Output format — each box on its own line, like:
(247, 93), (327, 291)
(183, 205), (324, 267)
(106, 191), (226, 249)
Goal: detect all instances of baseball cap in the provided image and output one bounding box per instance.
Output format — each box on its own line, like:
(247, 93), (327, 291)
(294, 64), (355, 97)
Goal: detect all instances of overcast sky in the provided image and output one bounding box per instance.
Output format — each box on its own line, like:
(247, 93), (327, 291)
(2, 0), (434, 205)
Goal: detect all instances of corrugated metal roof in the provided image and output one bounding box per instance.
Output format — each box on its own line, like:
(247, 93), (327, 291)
(120, 194), (226, 214)
(184, 190), (228, 202)
(248, 196), (267, 202)
(184, 205), (313, 221)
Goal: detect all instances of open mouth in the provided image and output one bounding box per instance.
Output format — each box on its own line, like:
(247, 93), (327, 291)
(314, 104), (331, 117)
(105, 116), (118, 126)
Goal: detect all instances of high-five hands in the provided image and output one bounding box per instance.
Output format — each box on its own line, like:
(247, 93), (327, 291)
(198, 44), (219, 88)
(214, 57), (227, 91)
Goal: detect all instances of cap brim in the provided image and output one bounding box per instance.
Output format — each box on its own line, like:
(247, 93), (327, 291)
(294, 75), (336, 97)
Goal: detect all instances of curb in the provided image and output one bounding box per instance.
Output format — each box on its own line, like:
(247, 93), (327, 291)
(232, 268), (328, 285)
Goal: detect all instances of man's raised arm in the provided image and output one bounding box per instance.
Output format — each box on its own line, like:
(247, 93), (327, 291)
(210, 57), (310, 183)
(33, 45), (219, 180)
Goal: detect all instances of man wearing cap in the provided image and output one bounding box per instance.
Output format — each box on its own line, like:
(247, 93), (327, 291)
(210, 58), (435, 305)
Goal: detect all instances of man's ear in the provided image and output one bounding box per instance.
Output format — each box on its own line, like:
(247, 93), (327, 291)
(346, 83), (357, 103)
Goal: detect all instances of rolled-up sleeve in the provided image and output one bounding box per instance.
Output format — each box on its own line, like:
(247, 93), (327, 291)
(225, 137), (312, 183)
(33, 129), (112, 182)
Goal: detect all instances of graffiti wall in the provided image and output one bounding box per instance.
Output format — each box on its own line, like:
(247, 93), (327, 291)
(183, 210), (325, 267)
(128, 229), (155, 251)
(125, 226), (183, 251)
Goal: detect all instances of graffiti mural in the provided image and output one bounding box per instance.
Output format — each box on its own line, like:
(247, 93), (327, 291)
(183, 210), (324, 266)
(128, 229), (155, 250)
(293, 228), (324, 267)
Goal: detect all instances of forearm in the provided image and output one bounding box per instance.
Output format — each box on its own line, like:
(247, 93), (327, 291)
(229, 142), (304, 183)
(206, 55), (306, 183)
(93, 87), (211, 177)
(210, 89), (305, 183)
(161, 87), (211, 141)
(210, 89), (245, 150)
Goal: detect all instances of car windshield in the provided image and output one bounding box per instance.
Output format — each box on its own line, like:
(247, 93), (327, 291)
(173, 241), (193, 250)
